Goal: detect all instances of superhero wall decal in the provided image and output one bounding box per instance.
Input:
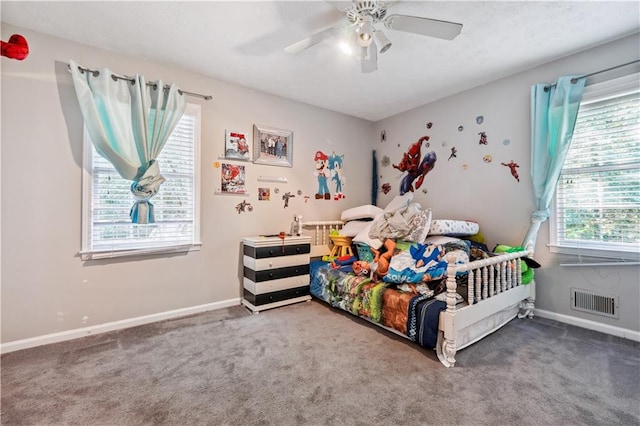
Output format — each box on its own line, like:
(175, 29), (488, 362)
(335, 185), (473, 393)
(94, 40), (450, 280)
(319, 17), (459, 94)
(393, 136), (437, 195)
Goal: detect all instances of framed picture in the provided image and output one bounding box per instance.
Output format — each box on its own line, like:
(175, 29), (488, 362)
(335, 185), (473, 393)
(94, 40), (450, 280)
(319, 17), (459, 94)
(221, 163), (246, 194)
(224, 130), (251, 161)
(253, 124), (293, 167)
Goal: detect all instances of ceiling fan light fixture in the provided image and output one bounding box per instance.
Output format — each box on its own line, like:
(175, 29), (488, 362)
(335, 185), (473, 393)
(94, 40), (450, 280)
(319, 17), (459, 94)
(357, 15), (374, 47)
(374, 29), (392, 53)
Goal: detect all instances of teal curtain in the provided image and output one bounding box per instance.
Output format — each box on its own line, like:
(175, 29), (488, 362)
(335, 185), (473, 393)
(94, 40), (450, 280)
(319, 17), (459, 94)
(522, 76), (585, 250)
(70, 60), (186, 224)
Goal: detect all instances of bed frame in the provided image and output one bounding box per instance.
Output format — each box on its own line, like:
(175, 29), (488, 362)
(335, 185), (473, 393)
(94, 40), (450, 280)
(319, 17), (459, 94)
(301, 220), (536, 368)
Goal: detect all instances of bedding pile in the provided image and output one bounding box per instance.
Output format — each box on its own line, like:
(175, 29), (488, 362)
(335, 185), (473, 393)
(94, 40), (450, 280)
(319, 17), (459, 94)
(310, 193), (496, 349)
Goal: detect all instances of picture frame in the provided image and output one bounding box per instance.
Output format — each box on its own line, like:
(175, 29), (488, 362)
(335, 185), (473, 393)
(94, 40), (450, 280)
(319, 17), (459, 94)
(221, 163), (246, 194)
(224, 130), (251, 161)
(253, 124), (293, 167)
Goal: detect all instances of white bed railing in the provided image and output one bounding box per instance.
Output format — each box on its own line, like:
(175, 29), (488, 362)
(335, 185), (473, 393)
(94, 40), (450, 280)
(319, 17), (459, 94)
(301, 220), (344, 258)
(445, 250), (527, 310)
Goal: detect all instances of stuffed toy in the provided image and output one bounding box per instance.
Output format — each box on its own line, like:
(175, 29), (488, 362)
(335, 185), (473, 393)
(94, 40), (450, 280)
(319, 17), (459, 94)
(493, 244), (540, 285)
(1, 34), (29, 60)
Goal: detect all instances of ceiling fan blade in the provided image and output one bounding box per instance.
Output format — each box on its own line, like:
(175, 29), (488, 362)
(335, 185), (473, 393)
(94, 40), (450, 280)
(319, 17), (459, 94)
(284, 26), (343, 54)
(361, 42), (378, 74)
(384, 14), (463, 40)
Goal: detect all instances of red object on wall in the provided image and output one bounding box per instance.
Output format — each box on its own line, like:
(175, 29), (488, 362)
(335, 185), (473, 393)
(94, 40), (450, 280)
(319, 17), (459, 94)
(1, 34), (29, 60)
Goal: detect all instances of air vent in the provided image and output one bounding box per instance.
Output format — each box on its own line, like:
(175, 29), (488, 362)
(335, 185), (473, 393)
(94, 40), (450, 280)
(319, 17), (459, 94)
(571, 288), (619, 318)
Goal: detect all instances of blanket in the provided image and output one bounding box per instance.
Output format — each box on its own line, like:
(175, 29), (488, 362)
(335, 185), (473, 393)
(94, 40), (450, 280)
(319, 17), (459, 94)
(310, 261), (445, 349)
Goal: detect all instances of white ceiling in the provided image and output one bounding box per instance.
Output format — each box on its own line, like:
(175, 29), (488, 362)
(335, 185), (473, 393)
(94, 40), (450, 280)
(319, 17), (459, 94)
(2, 1), (639, 121)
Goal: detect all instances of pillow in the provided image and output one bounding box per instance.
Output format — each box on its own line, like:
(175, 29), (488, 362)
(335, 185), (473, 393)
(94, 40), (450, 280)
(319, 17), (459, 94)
(383, 193), (414, 213)
(405, 208), (432, 243)
(339, 220), (370, 237)
(428, 219), (480, 237)
(425, 235), (463, 245)
(340, 205), (384, 222)
(352, 221), (384, 250)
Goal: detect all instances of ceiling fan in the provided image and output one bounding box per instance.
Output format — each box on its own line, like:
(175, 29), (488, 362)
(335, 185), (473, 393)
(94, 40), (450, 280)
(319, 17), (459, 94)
(284, 0), (463, 73)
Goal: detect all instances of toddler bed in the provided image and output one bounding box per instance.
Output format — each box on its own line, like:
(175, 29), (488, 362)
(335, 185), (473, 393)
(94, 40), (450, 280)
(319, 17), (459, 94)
(301, 196), (535, 368)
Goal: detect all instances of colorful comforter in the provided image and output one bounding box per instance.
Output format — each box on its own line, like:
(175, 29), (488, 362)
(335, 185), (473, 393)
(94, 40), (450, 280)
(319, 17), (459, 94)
(310, 260), (446, 349)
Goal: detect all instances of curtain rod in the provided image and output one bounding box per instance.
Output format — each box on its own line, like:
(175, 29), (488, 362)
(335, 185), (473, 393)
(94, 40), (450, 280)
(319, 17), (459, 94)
(67, 63), (213, 101)
(543, 59), (640, 92)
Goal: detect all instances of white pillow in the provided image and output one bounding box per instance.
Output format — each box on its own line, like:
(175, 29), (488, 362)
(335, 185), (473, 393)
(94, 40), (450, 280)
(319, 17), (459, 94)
(352, 221), (384, 250)
(405, 208), (432, 243)
(339, 220), (370, 237)
(340, 205), (384, 222)
(425, 235), (463, 245)
(428, 219), (480, 237)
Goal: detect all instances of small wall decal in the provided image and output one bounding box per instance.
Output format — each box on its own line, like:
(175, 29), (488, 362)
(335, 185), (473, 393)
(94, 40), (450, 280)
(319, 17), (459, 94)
(380, 130), (386, 142)
(282, 191), (295, 208)
(297, 190), (302, 196)
(381, 155), (391, 167)
(213, 161), (220, 168)
(426, 122), (433, 129)
(235, 200), (253, 214)
(381, 183), (392, 194)
(503, 139), (511, 146)
(478, 132), (488, 145)
(462, 164), (469, 170)
(304, 196), (310, 203)
(476, 116), (484, 125)
(274, 187), (280, 194)
(458, 126), (464, 132)
(501, 160), (520, 182)
(483, 154), (493, 163)
(448, 147), (458, 161)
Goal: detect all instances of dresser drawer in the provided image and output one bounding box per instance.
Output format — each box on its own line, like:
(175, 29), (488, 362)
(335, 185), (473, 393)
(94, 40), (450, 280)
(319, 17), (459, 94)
(243, 275), (310, 294)
(243, 286), (310, 306)
(244, 264), (310, 282)
(243, 243), (310, 259)
(243, 253), (310, 271)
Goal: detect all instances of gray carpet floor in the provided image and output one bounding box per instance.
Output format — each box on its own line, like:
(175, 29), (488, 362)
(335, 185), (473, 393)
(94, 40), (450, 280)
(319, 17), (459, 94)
(1, 299), (639, 426)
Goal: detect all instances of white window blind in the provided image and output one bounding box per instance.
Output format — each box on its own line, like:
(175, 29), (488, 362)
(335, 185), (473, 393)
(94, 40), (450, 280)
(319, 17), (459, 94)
(82, 104), (201, 259)
(554, 74), (640, 257)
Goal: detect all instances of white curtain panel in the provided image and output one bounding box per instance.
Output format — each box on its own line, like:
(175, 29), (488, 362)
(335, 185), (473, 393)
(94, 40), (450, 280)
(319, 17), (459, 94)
(70, 60), (186, 223)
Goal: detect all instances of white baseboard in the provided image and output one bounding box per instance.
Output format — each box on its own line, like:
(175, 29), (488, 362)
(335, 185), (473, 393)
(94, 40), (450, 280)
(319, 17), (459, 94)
(534, 308), (640, 342)
(0, 298), (242, 354)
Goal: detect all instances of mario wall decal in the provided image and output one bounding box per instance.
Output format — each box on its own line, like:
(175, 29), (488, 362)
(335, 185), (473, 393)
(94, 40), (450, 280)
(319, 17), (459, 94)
(313, 150), (331, 200)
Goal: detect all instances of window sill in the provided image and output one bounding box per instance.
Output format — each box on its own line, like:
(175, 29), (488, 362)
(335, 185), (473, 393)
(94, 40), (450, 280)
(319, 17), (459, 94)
(80, 242), (202, 261)
(548, 244), (639, 262)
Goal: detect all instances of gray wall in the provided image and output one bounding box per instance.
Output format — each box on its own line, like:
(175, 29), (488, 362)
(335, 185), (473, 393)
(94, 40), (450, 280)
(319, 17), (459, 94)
(2, 24), (638, 345)
(1, 24), (374, 343)
(373, 34), (640, 335)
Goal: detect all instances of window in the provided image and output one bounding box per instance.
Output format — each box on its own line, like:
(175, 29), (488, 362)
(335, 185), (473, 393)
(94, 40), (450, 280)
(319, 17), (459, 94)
(81, 103), (201, 259)
(551, 74), (640, 260)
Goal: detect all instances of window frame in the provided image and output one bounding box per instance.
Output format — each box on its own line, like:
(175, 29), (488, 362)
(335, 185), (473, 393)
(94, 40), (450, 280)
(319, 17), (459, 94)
(80, 103), (202, 260)
(549, 73), (640, 261)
